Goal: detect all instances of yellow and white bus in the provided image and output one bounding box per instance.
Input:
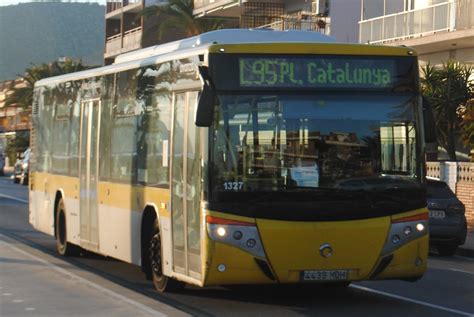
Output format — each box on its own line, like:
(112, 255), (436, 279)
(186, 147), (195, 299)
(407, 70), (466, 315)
(30, 29), (433, 292)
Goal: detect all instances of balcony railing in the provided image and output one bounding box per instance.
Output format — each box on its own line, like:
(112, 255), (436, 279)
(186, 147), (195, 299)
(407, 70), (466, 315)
(105, 27), (142, 57)
(257, 18), (330, 35)
(123, 27), (142, 51)
(105, 34), (123, 57)
(106, 0), (141, 13)
(359, 1), (464, 44)
(194, 0), (238, 12)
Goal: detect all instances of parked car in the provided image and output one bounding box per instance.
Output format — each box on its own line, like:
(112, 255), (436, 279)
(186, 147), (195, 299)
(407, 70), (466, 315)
(13, 148), (30, 185)
(0, 152), (4, 176)
(427, 179), (467, 256)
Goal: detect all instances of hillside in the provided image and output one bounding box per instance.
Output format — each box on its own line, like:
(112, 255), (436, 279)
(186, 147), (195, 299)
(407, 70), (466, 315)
(0, 2), (105, 80)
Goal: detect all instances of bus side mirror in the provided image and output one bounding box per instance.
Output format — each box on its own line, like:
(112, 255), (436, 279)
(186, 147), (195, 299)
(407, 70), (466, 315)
(196, 66), (216, 127)
(423, 97), (437, 143)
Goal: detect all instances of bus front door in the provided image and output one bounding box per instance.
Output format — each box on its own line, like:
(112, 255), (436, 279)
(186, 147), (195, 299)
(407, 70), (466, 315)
(79, 99), (100, 252)
(171, 91), (202, 281)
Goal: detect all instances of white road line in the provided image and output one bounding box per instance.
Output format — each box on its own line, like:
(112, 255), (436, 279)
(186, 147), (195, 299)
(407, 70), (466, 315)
(351, 284), (474, 317)
(0, 194), (28, 204)
(0, 234), (169, 317)
(449, 268), (474, 276)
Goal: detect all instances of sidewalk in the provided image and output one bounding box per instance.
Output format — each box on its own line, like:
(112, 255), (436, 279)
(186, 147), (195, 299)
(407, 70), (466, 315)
(0, 234), (186, 317)
(457, 229), (474, 258)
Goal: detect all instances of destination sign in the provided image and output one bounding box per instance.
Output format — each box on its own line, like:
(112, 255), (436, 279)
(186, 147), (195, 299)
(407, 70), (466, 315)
(238, 57), (396, 89)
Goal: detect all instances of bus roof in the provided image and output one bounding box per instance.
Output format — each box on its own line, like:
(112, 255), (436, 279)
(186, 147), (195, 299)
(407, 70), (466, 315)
(114, 29), (336, 64)
(35, 29), (335, 88)
(34, 29), (414, 88)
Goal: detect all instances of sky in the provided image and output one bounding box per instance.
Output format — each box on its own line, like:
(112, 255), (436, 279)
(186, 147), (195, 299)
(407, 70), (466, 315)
(0, 0), (105, 6)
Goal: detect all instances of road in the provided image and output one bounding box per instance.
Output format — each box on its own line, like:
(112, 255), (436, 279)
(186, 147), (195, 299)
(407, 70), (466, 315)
(1, 174), (473, 317)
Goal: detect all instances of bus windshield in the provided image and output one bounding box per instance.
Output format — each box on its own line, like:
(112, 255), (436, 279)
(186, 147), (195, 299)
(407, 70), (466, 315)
(209, 93), (420, 201)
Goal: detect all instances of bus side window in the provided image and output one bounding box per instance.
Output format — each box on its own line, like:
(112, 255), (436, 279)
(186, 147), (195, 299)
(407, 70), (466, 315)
(136, 64), (172, 187)
(110, 69), (139, 183)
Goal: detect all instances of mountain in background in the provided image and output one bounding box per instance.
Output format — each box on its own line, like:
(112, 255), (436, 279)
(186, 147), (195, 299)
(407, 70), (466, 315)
(0, 2), (105, 81)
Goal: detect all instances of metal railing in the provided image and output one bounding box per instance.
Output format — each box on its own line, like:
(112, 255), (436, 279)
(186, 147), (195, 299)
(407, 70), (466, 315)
(256, 18), (330, 34)
(359, 1), (460, 44)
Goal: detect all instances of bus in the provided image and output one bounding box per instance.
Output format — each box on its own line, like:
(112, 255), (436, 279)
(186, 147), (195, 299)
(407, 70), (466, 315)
(30, 29), (434, 292)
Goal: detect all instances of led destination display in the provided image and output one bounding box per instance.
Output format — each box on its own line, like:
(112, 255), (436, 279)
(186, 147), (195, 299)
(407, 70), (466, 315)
(239, 57), (396, 89)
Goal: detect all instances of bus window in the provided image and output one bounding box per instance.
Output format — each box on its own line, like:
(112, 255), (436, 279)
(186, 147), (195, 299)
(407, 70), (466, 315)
(111, 70), (139, 183)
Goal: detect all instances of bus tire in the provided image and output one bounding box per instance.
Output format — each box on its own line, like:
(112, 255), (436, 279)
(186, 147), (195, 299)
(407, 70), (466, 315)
(55, 198), (79, 256)
(149, 223), (184, 292)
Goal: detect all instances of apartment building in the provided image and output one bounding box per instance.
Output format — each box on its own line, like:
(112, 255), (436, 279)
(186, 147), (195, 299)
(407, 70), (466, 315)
(105, 0), (174, 65)
(358, 0), (474, 66)
(194, 0), (331, 33)
(0, 79), (31, 133)
(104, 0), (331, 64)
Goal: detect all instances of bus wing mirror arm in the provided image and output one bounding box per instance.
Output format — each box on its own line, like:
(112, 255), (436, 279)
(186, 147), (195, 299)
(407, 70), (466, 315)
(422, 97), (437, 143)
(196, 66), (217, 127)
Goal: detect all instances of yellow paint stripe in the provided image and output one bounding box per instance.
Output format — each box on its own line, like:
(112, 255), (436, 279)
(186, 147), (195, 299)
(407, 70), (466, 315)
(31, 172), (171, 218)
(208, 43), (417, 57)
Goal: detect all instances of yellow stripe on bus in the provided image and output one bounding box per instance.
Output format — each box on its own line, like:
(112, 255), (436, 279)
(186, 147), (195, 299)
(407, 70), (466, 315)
(208, 43), (417, 57)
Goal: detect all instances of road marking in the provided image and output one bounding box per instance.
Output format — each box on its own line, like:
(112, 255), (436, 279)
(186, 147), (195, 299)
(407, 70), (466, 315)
(0, 193), (28, 204)
(2, 293), (12, 296)
(351, 285), (474, 316)
(25, 308), (36, 311)
(12, 299), (24, 303)
(449, 268), (474, 276)
(0, 235), (169, 317)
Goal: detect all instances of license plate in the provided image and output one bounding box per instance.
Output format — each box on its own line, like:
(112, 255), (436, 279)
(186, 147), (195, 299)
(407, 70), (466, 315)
(301, 270), (348, 281)
(429, 210), (445, 219)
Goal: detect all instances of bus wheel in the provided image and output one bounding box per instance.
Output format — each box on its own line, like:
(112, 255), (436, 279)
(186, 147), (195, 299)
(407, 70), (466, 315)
(55, 198), (79, 256)
(149, 226), (184, 292)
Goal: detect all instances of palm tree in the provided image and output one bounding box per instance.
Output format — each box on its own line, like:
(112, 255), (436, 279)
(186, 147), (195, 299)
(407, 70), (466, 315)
(461, 99), (474, 149)
(421, 61), (473, 161)
(142, 0), (226, 40)
(5, 59), (90, 109)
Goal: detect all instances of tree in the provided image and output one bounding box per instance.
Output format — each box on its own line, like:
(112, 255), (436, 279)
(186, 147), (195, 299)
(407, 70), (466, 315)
(460, 99), (474, 149)
(5, 59), (90, 109)
(421, 61), (473, 161)
(142, 0), (226, 40)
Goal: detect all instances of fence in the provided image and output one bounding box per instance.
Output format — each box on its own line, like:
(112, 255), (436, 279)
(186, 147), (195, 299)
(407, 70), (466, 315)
(427, 162), (474, 230)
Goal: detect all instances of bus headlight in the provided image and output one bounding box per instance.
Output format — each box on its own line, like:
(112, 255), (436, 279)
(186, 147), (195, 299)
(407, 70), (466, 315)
(217, 227), (227, 237)
(381, 213), (429, 256)
(207, 215), (266, 259)
(416, 223), (425, 232)
(246, 239), (256, 248)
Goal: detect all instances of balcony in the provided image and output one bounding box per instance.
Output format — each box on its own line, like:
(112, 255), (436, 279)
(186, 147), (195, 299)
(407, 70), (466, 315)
(106, 0), (142, 17)
(359, 0), (473, 44)
(257, 18), (330, 35)
(105, 34), (122, 58)
(105, 27), (142, 58)
(193, 0), (241, 17)
(123, 27), (142, 51)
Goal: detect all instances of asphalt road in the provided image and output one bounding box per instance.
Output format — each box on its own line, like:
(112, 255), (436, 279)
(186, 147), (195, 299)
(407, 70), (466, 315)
(0, 174), (473, 317)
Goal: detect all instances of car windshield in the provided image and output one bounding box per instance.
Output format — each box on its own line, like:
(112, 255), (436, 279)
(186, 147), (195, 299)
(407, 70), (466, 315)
(209, 93), (420, 198)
